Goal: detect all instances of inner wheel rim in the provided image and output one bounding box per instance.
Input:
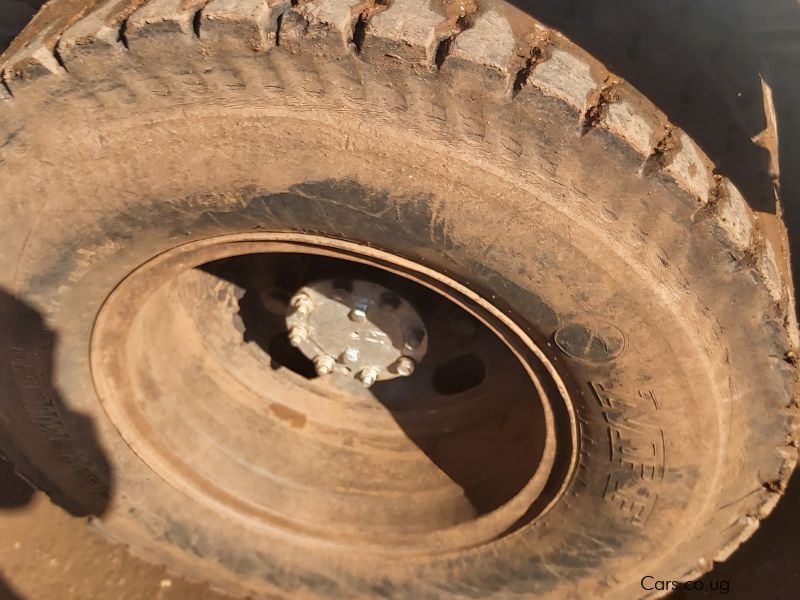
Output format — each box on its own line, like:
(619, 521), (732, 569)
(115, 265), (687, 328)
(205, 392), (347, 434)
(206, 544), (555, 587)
(91, 233), (577, 556)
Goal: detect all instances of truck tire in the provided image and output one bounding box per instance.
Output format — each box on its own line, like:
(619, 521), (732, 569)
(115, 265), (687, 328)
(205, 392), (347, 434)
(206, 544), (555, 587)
(0, 0), (797, 597)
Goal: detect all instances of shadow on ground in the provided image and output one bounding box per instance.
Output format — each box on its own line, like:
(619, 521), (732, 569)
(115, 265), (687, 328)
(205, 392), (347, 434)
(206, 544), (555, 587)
(0, 285), (221, 597)
(0, 287), (113, 599)
(0, 459), (31, 599)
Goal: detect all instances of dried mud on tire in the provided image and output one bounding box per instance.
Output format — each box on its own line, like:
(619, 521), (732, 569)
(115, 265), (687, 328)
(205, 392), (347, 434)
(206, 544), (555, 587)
(0, 0), (798, 598)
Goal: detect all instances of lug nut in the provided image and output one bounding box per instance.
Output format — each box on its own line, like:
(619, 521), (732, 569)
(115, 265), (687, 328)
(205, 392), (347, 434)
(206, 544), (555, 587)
(287, 325), (307, 347)
(291, 293), (314, 318)
(342, 347), (360, 364)
(284, 278), (428, 387)
(314, 355), (335, 376)
(348, 308), (367, 323)
(357, 367), (379, 388)
(394, 357), (415, 377)
(405, 327), (426, 350)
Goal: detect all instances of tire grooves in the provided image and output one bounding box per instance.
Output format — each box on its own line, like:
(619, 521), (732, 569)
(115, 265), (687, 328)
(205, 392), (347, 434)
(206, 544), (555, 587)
(690, 174), (725, 225)
(51, 44), (70, 72)
(643, 125), (681, 176)
(429, 0), (477, 68)
(580, 78), (620, 135)
(191, 7), (202, 37)
(349, 0), (389, 55)
(274, 11), (284, 46)
(509, 44), (546, 99)
(118, 17), (131, 48)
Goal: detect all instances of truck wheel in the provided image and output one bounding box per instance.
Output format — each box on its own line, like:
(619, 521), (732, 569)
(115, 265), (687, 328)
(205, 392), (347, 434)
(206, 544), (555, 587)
(0, 0), (797, 597)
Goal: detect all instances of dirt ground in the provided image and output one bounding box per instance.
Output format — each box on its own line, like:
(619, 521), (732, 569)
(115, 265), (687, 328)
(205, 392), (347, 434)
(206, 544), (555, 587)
(0, 458), (230, 600)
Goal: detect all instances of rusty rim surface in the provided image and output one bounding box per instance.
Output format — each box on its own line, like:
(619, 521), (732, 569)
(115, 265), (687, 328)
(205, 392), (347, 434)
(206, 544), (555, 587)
(91, 233), (577, 556)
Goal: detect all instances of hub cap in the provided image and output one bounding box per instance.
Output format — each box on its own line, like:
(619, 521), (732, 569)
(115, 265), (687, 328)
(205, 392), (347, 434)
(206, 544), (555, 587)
(285, 279), (428, 387)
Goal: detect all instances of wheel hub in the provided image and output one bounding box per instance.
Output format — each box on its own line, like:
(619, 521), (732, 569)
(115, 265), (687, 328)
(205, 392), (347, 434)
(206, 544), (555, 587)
(285, 279), (428, 387)
(91, 233), (577, 554)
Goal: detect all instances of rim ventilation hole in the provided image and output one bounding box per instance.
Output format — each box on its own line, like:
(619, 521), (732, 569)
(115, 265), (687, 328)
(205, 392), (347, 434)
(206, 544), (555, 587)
(432, 354), (486, 395)
(331, 278), (354, 293)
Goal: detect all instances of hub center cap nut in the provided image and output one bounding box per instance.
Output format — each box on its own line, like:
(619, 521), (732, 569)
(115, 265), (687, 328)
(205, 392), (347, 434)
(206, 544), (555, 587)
(285, 279), (428, 387)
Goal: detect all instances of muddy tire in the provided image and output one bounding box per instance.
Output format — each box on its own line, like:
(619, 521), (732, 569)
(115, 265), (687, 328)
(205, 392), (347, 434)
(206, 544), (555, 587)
(0, 0), (797, 597)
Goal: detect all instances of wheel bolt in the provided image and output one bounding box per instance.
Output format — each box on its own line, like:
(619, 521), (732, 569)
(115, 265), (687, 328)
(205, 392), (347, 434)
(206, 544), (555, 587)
(284, 278), (427, 387)
(357, 367), (379, 387)
(342, 347), (360, 363)
(291, 293), (314, 318)
(287, 325), (307, 347)
(314, 355), (335, 376)
(348, 308), (367, 323)
(394, 357), (415, 377)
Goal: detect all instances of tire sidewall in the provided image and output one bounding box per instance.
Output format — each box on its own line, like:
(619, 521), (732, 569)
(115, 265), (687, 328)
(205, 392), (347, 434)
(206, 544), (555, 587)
(2, 106), (731, 597)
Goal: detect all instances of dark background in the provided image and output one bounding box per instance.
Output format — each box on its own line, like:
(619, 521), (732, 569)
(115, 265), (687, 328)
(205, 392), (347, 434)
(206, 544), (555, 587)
(1, 1), (799, 598)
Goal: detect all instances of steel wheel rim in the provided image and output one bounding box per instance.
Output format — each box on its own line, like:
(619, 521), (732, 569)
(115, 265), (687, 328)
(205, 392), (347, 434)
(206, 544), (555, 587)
(90, 232), (578, 556)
